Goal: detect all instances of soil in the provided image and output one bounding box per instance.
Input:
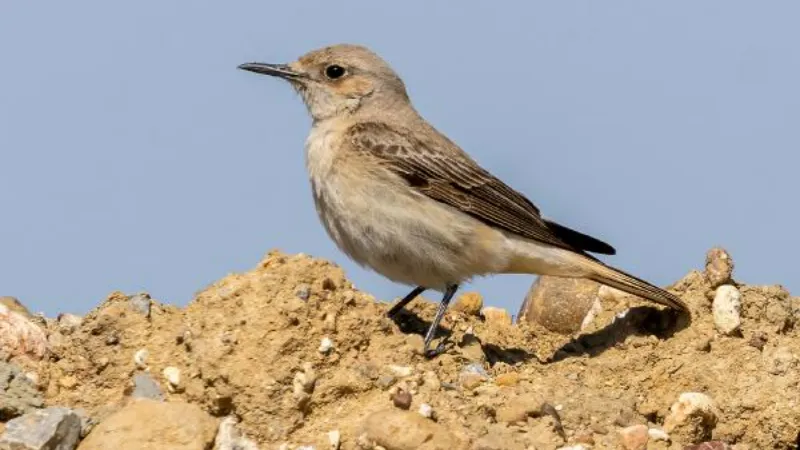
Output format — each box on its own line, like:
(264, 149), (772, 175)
(6, 249), (800, 449)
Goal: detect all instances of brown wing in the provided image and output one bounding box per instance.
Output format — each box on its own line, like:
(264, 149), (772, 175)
(347, 122), (615, 255)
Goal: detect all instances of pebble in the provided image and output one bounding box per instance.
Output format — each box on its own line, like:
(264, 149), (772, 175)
(318, 337), (334, 354)
(328, 429), (341, 450)
(391, 388), (412, 410)
(131, 373), (164, 401)
(0, 407), (81, 450)
(663, 392), (718, 442)
(421, 371), (441, 392)
(214, 416), (259, 450)
(361, 410), (461, 450)
(712, 285), (742, 335)
(459, 373), (485, 390)
(519, 276), (600, 334)
(705, 247), (734, 288)
(763, 345), (795, 375)
(495, 372), (520, 387)
(295, 284), (311, 301)
(684, 442), (732, 450)
(128, 292), (152, 317)
(133, 349), (149, 369)
(162, 366), (181, 392)
(618, 424), (649, 450)
(452, 292), (483, 316)
(56, 314), (83, 335)
(496, 404), (528, 424)
(418, 403), (434, 419)
(647, 427), (670, 442)
(480, 307), (512, 327)
(387, 365), (413, 378)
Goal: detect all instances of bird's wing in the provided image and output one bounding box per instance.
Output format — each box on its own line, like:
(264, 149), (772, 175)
(347, 122), (615, 255)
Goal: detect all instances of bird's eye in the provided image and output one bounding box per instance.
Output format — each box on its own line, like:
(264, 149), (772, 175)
(325, 65), (346, 80)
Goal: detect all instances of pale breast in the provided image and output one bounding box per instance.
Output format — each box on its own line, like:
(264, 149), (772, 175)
(303, 122), (512, 288)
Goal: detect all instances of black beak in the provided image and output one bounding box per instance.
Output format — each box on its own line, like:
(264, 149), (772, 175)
(237, 62), (303, 79)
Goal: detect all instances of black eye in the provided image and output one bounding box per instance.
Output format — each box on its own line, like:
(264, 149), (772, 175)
(325, 65), (346, 79)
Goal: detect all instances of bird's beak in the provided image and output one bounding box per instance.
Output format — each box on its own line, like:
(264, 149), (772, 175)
(237, 62), (304, 80)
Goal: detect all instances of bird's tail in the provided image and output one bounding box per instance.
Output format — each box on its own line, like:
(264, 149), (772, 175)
(580, 258), (688, 311)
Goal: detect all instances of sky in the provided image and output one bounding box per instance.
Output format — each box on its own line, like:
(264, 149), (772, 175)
(1, 1), (798, 316)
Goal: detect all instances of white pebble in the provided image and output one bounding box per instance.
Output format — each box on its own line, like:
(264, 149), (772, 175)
(318, 337), (334, 354)
(328, 430), (341, 450)
(418, 403), (434, 419)
(648, 428), (670, 441)
(713, 285), (742, 335)
(162, 366), (180, 390)
(387, 365), (413, 378)
(580, 298), (603, 330)
(664, 392), (718, 433)
(133, 349), (149, 369)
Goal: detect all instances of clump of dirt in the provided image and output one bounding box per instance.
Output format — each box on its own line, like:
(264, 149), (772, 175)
(8, 249), (800, 449)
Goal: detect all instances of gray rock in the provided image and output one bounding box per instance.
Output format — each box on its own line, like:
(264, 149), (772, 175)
(131, 373), (164, 401)
(214, 416), (260, 450)
(128, 293), (151, 318)
(0, 361), (44, 420)
(0, 407), (81, 450)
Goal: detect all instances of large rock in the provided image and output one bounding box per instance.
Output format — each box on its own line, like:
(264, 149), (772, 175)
(0, 304), (47, 360)
(0, 361), (43, 420)
(77, 400), (218, 450)
(361, 410), (464, 450)
(0, 407), (81, 450)
(518, 276), (600, 334)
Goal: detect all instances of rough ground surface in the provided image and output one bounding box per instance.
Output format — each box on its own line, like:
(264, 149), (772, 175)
(1, 249), (799, 449)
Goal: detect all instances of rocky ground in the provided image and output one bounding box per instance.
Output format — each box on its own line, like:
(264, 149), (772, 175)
(1, 248), (798, 449)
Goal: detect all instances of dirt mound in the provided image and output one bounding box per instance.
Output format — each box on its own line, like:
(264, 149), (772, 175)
(2, 249), (799, 449)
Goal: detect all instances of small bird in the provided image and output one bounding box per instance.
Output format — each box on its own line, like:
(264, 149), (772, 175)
(239, 44), (688, 356)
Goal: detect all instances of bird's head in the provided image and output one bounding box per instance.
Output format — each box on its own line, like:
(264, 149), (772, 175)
(239, 44), (410, 121)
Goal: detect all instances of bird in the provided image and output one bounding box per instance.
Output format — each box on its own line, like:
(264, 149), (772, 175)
(238, 44), (688, 357)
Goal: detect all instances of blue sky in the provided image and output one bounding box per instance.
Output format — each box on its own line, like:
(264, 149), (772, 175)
(1, 1), (798, 315)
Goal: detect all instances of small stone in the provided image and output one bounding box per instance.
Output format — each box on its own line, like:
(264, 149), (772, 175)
(328, 429), (341, 450)
(618, 424), (648, 450)
(162, 366), (181, 392)
(56, 314), (83, 335)
(104, 331), (120, 346)
(695, 337), (712, 352)
(214, 416), (259, 450)
(705, 247), (734, 288)
(647, 428), (670, 442)
(495, 372), (520, 387)
(663, 392), (718, 443)
(452, 292), (483, 316)
(391, 388), (412, 410)
(0, 407), (81, 450)
(387, 365), (413, 378)
(77, 399), (217, 450)
(131, 373), (164, 401)
(133, 349), (148, 369)
(418, 403), (434, 419)
(361, 410), (461, 450)
(318, 337), (334, 354)
(747, 332), (768, 351)
(480, 307), (512, 327)
(459, 373), (484, 390)
(296, 284), (311, 301)
(712, 285), (741, 335)
(519, 276), (600, 334)
(376, 375), (396, 390)
(128, 292), (151, 317)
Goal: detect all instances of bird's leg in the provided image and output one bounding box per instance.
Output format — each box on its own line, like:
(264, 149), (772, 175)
(387, 286), (426, 318)
(423, 284), (459, 358)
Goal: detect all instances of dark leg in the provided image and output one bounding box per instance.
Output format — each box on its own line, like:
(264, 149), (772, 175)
(387, 286), (426, 318)
(422, 284), (459, 358)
